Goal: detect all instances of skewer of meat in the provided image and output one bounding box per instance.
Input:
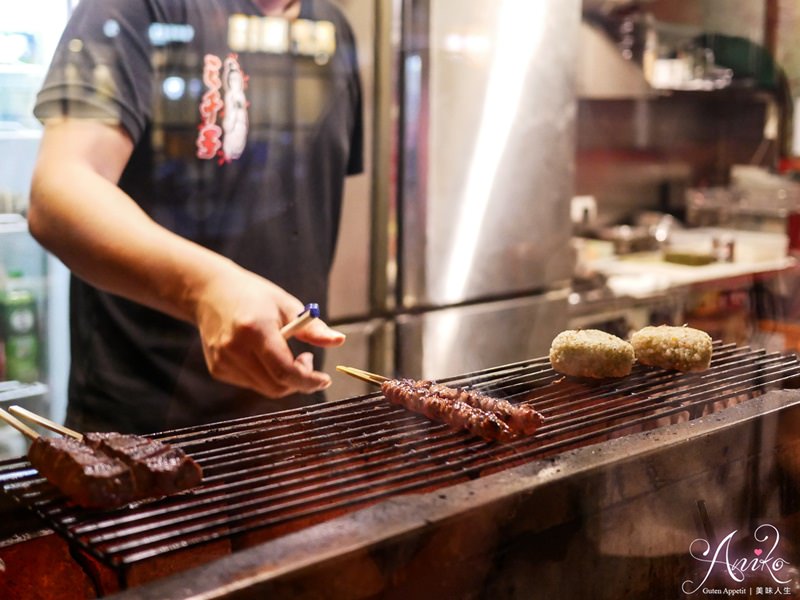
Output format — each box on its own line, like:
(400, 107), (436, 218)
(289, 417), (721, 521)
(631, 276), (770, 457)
(381, 377), (518, 442)
(418, 380), (544, 435)
(28, 433), (138, 508)
(0, 406), (134, 508)
(1, 406), (202, 509)
(83, 432), (203, 496)
(336, 366), (544, 441)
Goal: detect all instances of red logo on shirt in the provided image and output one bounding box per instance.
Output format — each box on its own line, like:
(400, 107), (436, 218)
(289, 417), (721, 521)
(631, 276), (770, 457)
(196, 53), (249, 163)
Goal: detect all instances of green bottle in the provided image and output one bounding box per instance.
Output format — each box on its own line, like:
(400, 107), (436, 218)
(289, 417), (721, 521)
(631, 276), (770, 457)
(2, 274), (39, 383)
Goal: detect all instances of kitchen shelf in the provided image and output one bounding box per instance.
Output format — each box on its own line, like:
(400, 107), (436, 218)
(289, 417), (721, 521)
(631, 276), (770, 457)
(0, 380), (47, 460)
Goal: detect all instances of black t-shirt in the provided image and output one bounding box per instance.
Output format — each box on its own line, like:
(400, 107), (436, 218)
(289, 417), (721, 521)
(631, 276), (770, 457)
(34, 0), (363, 433)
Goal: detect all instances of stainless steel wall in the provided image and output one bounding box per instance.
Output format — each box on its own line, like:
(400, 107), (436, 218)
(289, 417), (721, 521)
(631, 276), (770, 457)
(400, 0), (578, 308)
(325, 0), (580, 391)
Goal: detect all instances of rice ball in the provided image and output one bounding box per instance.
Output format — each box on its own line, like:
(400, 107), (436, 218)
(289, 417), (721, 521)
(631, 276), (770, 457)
(630, 325), (713, 372)
(549, 329), (635, 378)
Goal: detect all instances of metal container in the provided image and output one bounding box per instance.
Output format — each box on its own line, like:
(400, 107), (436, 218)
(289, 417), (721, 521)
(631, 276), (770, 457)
(597, 224), (659, 254)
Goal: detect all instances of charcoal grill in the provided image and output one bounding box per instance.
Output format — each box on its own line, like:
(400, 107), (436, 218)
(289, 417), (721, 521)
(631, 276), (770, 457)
(3, 341), (800, 599)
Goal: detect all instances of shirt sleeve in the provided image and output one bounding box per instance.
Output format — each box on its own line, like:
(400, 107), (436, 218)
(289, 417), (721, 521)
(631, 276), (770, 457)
(33, 0), (155, 144)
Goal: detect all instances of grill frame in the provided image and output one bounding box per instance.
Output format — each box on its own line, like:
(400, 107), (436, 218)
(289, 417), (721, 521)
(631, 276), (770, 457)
(108, 388), (800, 599)
(1, 342), (800, 594)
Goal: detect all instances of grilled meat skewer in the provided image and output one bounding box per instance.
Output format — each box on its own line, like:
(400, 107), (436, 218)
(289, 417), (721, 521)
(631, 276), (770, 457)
(27, 433), (203, 509)
(0, 407), (203, 510)
(418, 380), (544, 435)
(338, 367), (544, 441)
(381, 378), (518, 442)
(28, 435), (138, 508)
(84, 433), (203, 497)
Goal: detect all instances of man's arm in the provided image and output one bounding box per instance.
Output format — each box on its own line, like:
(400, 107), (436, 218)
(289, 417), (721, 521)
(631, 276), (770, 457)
(29, 118), (344, 397)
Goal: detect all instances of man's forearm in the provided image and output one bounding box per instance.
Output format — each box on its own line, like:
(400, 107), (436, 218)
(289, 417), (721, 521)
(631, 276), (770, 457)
(29, 157), (235, 324)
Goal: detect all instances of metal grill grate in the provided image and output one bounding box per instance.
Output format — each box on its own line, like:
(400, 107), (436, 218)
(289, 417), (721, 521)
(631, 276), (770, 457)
(1, 342), (799, 578)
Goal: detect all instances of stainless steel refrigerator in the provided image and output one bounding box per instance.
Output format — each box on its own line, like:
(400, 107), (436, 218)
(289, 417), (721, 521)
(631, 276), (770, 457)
(0, 0), (73, 444)
(326, 0), (579, 399)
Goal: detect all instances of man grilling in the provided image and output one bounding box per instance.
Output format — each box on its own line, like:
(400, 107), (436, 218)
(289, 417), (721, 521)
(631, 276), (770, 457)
(28, 0), (364, 433)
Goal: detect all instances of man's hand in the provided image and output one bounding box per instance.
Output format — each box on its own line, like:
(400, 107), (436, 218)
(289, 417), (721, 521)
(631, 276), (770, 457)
(193, 264), (345, 398)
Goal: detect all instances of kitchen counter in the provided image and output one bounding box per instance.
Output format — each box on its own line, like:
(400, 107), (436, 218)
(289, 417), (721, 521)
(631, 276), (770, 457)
(588, 253), (798, 300)
(568, 244), (800, 348)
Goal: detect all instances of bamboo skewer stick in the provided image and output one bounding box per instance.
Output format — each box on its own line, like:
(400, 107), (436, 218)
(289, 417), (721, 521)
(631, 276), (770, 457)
(8, 405), (83, 440)
(281, 302), (321, 339)
(336, 365), (389, 386)
(0, 406), (39, 441)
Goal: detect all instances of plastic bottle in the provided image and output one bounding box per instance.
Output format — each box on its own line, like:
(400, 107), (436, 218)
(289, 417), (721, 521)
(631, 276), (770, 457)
(0, 263), (7, 381)
(2, 271), (39, 383)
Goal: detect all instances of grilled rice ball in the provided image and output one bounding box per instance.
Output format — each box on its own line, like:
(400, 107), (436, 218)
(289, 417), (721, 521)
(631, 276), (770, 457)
(630, 325), (713, 372)
(549, 329), (635, 379)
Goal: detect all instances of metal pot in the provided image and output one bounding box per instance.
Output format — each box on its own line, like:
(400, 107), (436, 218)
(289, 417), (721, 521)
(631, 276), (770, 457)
(597, 224), (658, 254)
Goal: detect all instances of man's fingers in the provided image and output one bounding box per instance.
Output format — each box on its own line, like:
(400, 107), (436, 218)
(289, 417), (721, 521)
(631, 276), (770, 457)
(254, 335), (331, 395)
(206, 349), (292, 398)
(294, 319), (346, 347)
(294, 352), (332, 391)
(295, 351), (315, 372)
